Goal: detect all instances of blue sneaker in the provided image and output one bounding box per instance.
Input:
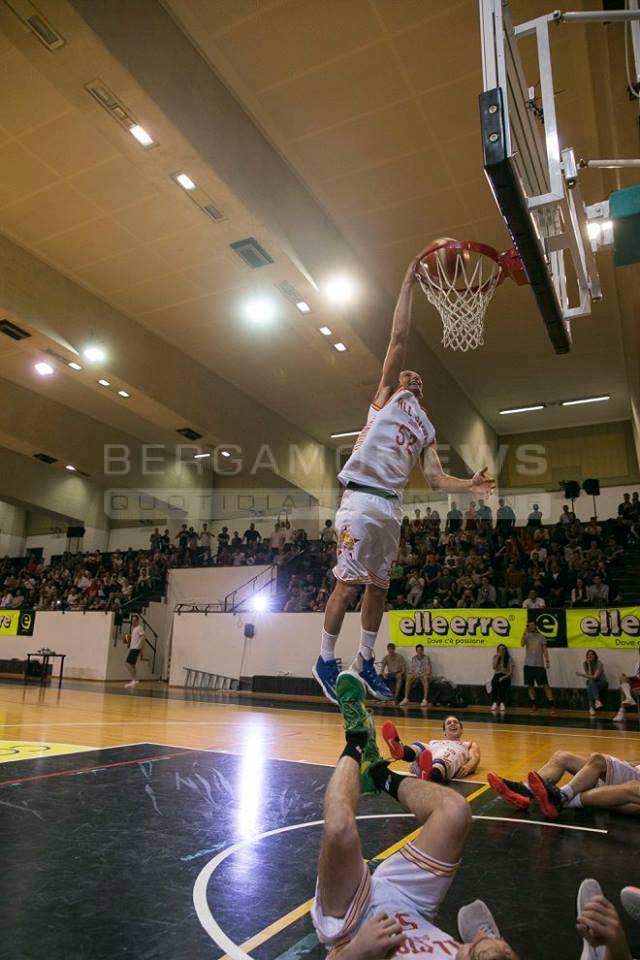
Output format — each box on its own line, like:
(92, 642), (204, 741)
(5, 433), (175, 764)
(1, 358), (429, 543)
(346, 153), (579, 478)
(313, 655), (339, 704)
(352, 653), (394, 700)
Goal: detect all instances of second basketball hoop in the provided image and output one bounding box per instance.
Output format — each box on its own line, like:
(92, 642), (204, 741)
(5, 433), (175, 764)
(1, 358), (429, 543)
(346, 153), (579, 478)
(415, 239), (526, 351)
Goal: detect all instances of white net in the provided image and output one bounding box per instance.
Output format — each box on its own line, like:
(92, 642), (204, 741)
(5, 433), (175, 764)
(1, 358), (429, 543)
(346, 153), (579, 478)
(415, 246), (502, 351)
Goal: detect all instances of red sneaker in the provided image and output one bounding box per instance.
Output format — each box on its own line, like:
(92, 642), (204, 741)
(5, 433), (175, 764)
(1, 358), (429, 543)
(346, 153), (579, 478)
(381, 721), (404, 760)
(419, 747), (433, 781)
(487, 772), (532, 810)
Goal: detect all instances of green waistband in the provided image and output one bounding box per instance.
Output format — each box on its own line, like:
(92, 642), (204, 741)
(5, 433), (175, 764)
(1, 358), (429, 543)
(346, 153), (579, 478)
(346, 481), (397, 500)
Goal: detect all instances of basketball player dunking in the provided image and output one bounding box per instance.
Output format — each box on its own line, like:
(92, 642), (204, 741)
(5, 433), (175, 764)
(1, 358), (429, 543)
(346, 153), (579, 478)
(313, 256), (495, 704)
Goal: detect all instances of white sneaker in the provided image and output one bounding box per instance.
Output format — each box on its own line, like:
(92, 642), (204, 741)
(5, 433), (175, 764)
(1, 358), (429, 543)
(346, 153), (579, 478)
(399, 698), (409, 705)
(620, 885), (640, 924)
(420, 699), (428, 706)
(499, 703), (506, 712)
(594, 700), (603, 710)
(622, 698), (635, 706)
(457, 899), (500, 943)
(589, 707), (596, 716)
(613, 709), (626, 722)
(577, 879), (606, 960)
(490, 702), (497, 712)
(125, 680), (136, 687)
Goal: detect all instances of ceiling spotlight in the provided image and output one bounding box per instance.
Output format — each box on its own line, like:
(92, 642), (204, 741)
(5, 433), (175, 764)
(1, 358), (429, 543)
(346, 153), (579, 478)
(561, 395), (610, 407)
(330, 430), (360, 438)
(68, 361), (82, 371)
(193, 452), (211, 459)
(65, 464), (77, 472)
(220, 450), (231, 458)
(295, 301), (311, 313)
(35, 361), (54, 376)
(245, 298), (275, 324)
(250, 593), (270, 612)
(175, 172), (196, 191)
(118, 390), (130, 398)
(324, 274), (357, 306)
(129, 124), (154, 147)
(83, 345), (106, 363)
(319, 326), (332, 336)
(98, 378), (110, 387)
(499, 404), (545, 415)
(334, 342), (348, 352)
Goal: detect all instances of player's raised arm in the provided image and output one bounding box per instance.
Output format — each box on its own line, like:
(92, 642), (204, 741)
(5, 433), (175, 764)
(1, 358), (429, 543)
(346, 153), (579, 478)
(421, 444), (495, 495)
(372, 257), (419, 408)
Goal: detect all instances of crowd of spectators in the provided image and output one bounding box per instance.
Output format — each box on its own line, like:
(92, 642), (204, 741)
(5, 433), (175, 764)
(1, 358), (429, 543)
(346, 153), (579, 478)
(0, 493), (637, 614)
(277, 494), (640, 613)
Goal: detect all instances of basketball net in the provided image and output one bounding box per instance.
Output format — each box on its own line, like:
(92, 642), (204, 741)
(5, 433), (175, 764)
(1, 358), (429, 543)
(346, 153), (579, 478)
(415, 249), (503, 351)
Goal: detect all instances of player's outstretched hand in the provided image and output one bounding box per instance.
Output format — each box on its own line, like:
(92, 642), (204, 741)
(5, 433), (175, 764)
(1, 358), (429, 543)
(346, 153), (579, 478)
(343, 912), (407, 960)
(577, 895), (632, 960)
(470, 467), (495, 494)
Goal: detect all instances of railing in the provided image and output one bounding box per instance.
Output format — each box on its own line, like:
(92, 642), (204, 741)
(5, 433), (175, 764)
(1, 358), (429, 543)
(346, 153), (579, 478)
(222, 564), (277, 612)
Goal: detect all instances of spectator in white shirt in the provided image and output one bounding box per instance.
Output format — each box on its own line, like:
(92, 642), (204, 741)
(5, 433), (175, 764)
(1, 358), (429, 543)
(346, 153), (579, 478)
(124, 614), (145, 687)
(199, 523), (213, 563)
(0, 591), (14, 608)
(559, 504), (575, 525)
(523, 589), (545, 609)
(587, 575), (610, 605)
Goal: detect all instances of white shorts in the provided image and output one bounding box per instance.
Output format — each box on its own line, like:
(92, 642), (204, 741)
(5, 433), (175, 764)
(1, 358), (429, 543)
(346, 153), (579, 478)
(604, 756), (640, 786)
(333, 489), (402, 589)
(311, 841), (459, 950)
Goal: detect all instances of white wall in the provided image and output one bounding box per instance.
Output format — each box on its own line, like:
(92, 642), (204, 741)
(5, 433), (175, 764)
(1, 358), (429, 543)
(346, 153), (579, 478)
(167, 610), (638, 690)
(24, 531), (68, 563)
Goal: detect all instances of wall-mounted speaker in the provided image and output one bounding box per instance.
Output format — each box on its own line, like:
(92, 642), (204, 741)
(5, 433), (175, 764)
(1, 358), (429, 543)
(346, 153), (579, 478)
(582, 478), (600, 496)
(244, 624), (255, 639)
(562, 481), (580, 500)
(66, 525), (85, 538)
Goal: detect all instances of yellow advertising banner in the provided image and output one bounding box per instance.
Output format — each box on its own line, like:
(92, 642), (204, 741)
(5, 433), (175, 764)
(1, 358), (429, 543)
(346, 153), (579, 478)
(388, 609), (527, 647)
(567, 608), (640, 649)
(0, 610), (35, 636)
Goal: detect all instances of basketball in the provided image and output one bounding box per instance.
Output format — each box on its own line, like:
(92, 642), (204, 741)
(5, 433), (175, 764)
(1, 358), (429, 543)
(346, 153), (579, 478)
(421, 237), (469, 284)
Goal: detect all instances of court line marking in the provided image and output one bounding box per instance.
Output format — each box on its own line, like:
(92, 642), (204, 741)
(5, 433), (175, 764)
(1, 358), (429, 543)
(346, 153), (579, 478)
(473, 815), (608, 834)
(0, 749), (195, 787)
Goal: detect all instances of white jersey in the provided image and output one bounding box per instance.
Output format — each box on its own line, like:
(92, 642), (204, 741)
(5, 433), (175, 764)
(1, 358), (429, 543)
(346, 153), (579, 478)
(129, 625), (145, 650)
(338, 389), (435, 495)
(410, 739), (471, 780)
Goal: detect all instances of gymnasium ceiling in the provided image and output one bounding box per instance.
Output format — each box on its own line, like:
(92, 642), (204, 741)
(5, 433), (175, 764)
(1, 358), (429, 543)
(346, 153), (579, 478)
(0, 0), (638, 491)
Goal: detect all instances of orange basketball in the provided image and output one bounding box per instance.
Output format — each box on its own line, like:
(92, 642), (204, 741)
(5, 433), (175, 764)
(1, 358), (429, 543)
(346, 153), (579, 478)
(422, 237), (469, 286)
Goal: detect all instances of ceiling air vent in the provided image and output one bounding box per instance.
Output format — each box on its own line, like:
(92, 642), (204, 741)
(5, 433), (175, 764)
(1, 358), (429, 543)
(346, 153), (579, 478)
(176, 427), (203, 441)
(230, 238), (274, 269)
(0, 319), (30, 341)
(4, 1), (65, 50)
(34, 453), (57, 464)
(275, 280), (304, 305)
(86, 80), (157, 149)
(204, 204), (225, 223)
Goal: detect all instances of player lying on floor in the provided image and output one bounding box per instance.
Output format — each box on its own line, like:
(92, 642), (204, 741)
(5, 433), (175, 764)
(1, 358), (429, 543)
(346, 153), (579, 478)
(382, 716), (480, 783)
(527, 752), (640, 820)
(313, 670), (518, 960)
(487, 749), (640, 814)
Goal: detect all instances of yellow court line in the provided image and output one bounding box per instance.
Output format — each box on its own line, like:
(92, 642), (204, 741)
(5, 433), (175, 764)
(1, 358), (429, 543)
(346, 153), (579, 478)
(220, 782), (492, 960)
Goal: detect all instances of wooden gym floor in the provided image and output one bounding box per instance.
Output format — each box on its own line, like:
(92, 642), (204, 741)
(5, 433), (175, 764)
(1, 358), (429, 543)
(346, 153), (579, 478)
(1, 678), (638, 960)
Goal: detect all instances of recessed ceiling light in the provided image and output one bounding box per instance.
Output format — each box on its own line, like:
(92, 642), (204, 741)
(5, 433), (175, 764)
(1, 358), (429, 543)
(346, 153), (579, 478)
(98, 378), (110, 387)
(129, 124), (154, 147)
(245, 298), (275, 323)
(334, 342), (348, 352)
(35, 361), (54, 376)
(193, 452), (211, 459)
(118, 390), (130, 398)
(84, 345), (106, 363)
(561, 395), (610, 407)
(330, 430), (360, 438)
(295, 301), (311, 313)
(324, 275), (358, 306)
(65, 464), (77, 472)
(68, 361), (82, 371)
(499, 404), (545, 415)
(175, 172), (196, 191)
(220, 450), (231, 458)
(319, 326), (332, 336)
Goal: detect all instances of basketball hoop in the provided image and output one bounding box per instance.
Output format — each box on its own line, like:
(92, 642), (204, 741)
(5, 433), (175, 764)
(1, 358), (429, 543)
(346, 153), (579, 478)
(415, 239), (526, 351)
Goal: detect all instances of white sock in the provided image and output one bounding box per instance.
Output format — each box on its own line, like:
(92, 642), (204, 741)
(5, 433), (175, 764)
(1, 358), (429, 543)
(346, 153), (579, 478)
(320, 629), (338, 662)
(565, 794), (583, 809)
(560, 785), (574, 802)
(358, 629), (377, 661)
